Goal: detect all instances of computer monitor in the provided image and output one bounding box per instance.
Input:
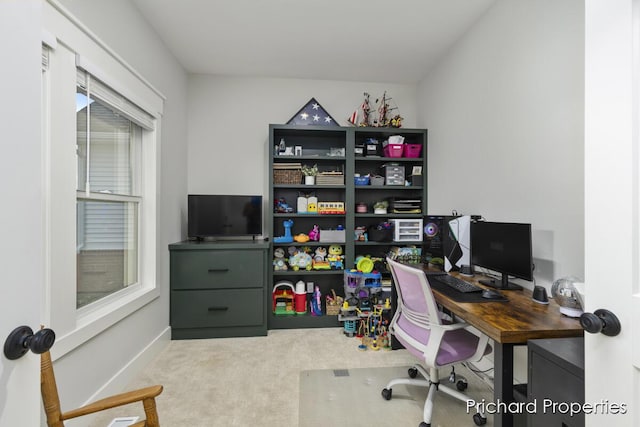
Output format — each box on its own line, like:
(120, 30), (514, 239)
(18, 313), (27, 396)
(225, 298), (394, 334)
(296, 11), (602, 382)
(471, 221), (533, 291)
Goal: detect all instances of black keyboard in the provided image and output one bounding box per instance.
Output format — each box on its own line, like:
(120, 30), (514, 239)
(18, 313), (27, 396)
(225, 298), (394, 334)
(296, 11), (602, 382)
(429, 274), (483, 293)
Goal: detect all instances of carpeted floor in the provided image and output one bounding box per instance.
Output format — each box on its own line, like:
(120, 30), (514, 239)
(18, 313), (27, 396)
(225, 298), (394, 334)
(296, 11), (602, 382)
(299, 365), (494, 427)
(87, 328), (494, 427)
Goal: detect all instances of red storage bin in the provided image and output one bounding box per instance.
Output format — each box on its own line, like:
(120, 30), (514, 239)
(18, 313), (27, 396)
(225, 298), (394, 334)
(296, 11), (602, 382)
(383, 144), (404, 158)
(403, 144), (422, 158)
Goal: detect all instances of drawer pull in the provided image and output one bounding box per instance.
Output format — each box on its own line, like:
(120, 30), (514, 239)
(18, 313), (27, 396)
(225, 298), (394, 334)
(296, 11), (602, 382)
(208, 306), (229, 312)
(208, 268), (230, 273)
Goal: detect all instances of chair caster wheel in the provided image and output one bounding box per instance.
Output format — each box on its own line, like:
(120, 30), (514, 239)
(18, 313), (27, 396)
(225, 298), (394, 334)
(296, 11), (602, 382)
(381, 388), (392, 400)
(408, 367), (418, 378)
(456, 379), (468, 391)
(473, 413), (487, 425)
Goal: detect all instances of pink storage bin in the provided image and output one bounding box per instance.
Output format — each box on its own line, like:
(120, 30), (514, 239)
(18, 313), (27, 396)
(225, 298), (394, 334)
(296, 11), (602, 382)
(383, 144), (404, 158)
(403, 144), (422, 158)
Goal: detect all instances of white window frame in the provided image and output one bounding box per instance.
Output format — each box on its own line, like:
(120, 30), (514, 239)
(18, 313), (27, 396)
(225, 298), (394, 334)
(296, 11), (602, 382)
(43, 0), (164, 358)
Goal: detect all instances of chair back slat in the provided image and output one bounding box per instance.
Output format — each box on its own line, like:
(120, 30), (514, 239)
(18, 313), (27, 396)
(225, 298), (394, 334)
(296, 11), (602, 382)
(41, 351), (64, 427)
(387, 257), (441, 328)
(39, 347), (161, 427)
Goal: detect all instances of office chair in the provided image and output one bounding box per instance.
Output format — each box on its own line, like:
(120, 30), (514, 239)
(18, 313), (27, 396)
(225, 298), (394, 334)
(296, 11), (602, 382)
(382, 257), (491, 427)
(41, 350), (163, 427)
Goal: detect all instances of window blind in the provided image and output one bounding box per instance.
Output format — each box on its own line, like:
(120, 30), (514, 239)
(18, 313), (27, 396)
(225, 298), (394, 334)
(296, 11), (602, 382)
(76, 68), (155, 131)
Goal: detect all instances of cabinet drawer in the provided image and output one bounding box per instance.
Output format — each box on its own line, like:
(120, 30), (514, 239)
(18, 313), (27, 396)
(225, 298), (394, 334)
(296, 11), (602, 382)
(171, 289), (264, 328)
(171, 249), (264, 289)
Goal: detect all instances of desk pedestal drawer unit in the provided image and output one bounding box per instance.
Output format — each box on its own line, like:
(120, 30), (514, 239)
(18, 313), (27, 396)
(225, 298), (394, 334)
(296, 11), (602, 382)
(528, 337), (584, 427)
(169, 240), (269, 339)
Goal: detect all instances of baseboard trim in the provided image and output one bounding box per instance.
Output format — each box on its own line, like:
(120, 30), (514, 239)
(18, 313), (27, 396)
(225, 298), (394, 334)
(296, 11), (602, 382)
(84, 326), (170, 403)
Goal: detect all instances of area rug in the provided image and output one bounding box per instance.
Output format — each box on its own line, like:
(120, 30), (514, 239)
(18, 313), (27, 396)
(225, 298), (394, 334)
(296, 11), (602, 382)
(299, 365), (494, 427)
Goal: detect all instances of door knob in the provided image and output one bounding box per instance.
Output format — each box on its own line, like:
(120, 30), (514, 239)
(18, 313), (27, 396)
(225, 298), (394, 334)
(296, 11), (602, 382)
(580, 309), (621, 337)
(3, 326), (56, 360)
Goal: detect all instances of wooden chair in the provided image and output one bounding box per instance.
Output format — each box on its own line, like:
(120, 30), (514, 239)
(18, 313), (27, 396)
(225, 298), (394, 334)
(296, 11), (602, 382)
(41, 350), (163, 427)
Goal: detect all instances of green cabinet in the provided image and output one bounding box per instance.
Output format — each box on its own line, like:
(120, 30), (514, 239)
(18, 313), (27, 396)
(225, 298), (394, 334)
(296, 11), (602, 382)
(169, 240), (269, 339)
(268, 124), (427, 329)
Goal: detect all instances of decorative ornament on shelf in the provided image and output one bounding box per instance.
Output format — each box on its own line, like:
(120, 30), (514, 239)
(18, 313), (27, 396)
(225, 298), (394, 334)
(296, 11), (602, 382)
(348, 92), (372, 127)
(287, 98), (339, 126)
(348, 91), (403, 128)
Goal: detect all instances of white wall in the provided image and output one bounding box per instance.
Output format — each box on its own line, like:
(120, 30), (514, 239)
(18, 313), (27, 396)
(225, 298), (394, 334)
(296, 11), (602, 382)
(187, 75), (417, 205)
(51, 0), (188, 419)
(418, 0), (585, 288)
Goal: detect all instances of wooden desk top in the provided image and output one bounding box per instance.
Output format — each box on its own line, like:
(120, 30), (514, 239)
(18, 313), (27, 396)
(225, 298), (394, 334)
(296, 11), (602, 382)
(430, 271), (584, 344)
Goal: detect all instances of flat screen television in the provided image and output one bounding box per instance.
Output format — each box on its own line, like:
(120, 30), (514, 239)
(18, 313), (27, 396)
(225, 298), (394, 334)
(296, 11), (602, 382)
(188, 194), (263, 239)
(470, 221), (533, 290)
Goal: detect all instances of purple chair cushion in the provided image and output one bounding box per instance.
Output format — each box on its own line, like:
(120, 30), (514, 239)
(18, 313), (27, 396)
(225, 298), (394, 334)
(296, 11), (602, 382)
(396, 314), (492, 366)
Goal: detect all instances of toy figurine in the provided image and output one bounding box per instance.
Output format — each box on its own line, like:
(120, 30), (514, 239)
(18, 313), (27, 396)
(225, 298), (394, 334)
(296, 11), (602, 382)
(273, 247), (288, 271)
(312, 247), (330, 270)
(308, 224), (320, 241)
(274, 219), (294, 243)
(307, 195), (318, 213)
(314, 247), (327, 262)
(327, 245), (344, 270)
(310, 285), (323, 316)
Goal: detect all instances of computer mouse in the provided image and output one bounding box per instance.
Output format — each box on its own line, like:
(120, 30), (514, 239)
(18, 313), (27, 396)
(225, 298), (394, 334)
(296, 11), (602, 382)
(482, 289), (504, 300)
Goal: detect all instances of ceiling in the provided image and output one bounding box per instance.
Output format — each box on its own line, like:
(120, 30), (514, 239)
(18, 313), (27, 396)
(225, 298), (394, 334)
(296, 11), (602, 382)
(132, 0), (496, 84)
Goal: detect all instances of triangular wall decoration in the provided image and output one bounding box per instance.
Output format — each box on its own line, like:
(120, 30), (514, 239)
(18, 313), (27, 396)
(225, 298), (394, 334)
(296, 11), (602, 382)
(287, 98), (339, 126)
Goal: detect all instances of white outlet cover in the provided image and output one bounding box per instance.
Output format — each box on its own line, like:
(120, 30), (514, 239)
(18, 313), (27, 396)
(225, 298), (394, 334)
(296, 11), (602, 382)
(107, 417), (139, 427)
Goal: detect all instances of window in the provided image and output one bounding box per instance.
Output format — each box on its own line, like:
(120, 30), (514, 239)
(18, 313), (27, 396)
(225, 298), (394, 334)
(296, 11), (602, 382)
(43, 3), (164, 355)
(75, 70), (152, 308)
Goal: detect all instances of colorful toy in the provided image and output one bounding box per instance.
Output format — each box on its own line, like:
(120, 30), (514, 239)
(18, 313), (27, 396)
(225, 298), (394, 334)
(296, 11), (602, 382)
(325, 289), (343, 315)
(310, 286), (323, 316)
(355, 255), (374, 273)
(343, 269), (382, 309)
(273, 219), (294, 243)
(312, 247), (330, 270)
(356, 307), (386, 351)
(272, 281), (295, 315)
(294, 233), (310, 243)
(317, 201), (346, 215)
(294, 280), (307, 315)
(313, 260), (330, 270)
(327, 245), (344, 270)
(273, 247), (288, 271)
(354, 226), (368, 241)
(289, 250), (312, 271)
(307, 195), (318, 213)
(314, 246), (327, 261)
(274, 197), (294, 213)
(343, 319), (357, 337)
(308, 224), (320, 241)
